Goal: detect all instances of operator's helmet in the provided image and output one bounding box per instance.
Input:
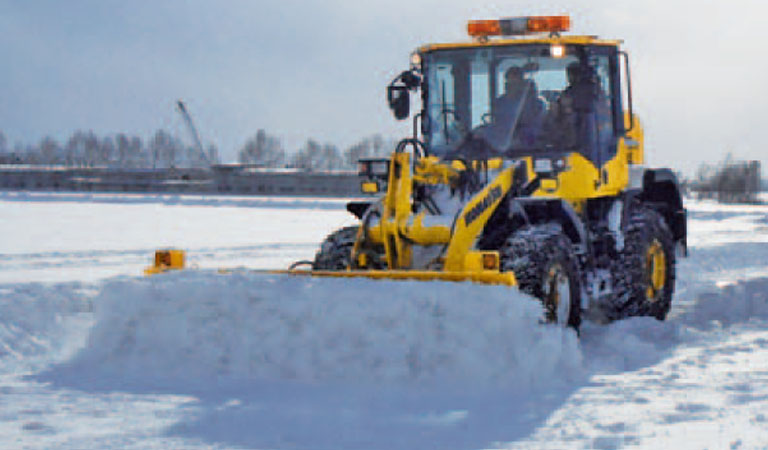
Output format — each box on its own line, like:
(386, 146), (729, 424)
(505, 66), (524, 85)
(567, 62), (597, 86)
(505, 66), (533, 97)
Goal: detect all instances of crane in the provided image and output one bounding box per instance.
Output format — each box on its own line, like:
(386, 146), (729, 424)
(176, 99), (210, 166)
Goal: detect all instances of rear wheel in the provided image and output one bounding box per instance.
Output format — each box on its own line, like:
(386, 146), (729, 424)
(617, 207), (676, 320)
(501, 225), (582, 329)
(313, 226), (359, 270)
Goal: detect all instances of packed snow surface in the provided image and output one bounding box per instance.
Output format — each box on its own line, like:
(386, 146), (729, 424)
(2, 192), (768, 448)
(0, 191), (356, 283)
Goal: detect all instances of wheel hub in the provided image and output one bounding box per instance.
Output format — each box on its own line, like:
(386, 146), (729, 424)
(645, 239), (666, 302)
(543, 263), (571, 325)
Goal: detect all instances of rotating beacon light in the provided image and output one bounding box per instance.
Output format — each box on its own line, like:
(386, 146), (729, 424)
(467, 16), (570, 38)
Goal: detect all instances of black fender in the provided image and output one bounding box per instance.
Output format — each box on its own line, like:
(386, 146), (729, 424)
(514, 198), (588, 250)
(640, 169), (688, 254)
(346, 201), (372, 219)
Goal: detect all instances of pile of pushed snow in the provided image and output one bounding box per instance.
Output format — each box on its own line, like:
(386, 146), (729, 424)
(66, 270), (582, 387)
(0, 283), (93, 372)
(683, 277), (768, 328)
(580, 276), (768, 372)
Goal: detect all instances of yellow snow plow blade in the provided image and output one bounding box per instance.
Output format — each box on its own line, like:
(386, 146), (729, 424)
(145, 249), (516, 286)
(144, 249), (186, 275)
(283, 269), (517, 286)
(289, 249), (516, 286)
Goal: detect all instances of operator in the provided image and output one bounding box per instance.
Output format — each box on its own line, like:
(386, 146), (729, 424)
(545, 62), (613, 157)
(486, 66), (545, 151)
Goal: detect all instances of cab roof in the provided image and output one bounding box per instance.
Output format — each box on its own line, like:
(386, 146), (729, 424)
(416, 35), (623, 54)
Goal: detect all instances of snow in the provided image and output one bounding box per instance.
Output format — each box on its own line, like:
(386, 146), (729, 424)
(2, 191), (768, 448)
(0, 191), (357, 283)
(607, 198), (624, 251)
(57, 272), (580, 387)
(0, 283), (93, 372)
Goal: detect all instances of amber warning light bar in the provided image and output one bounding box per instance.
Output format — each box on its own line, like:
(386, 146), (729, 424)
(468, 16), (570, 38)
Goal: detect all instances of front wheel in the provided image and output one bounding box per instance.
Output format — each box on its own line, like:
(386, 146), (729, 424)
(541, 258), (580, 328)
(502, 225), (582, 329)
(313, 226), (359, 270)
(617, 207), (676, 320)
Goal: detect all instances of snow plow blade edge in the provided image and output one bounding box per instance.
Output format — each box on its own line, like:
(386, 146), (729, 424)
(144, 249), (516, 286)
(277, 269), (517, 286)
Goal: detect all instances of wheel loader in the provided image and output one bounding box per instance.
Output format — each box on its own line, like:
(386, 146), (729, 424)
(311, 16), (687, 328)
(145, 16), (687, 329)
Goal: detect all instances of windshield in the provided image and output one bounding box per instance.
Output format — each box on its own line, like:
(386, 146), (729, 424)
(423, 44), (618, 162)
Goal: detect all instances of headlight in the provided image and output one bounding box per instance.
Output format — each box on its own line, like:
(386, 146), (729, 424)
(410, 52), (422, 67)
(550, 44), (565, 58)
(358, 161), (371, 176)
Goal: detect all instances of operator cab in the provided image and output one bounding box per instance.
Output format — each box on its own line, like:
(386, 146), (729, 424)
(388, 16), (631, 170)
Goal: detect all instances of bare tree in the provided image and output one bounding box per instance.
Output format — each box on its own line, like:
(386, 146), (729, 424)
(39, 136), (61, 165)
(290, 139), (320, 170)
(83, 132), (101, 167)
(318, 143), (343, 170)
(65, 131), (100, 167)
(238, 130), (285, 167)
(149, 129), (183, 168)
(344, 140), (371, 168)
(343, 134), (394, 168)
(98, 136), (115, 166)
(115, 134), (145, 168)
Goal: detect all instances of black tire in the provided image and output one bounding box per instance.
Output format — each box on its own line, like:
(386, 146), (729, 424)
(313, 226), (359, 270)
(616, 207), (676, 320)
(501, 224), (582, 329)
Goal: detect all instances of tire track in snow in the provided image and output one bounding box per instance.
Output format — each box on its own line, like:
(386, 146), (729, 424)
(507, 276), (768, 449)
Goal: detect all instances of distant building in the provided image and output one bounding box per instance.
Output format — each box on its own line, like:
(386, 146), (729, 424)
(0, 153), (23, 165)
(0, 165), (361, 197)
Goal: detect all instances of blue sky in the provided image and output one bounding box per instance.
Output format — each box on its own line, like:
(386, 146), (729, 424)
(2, 0), (767, 173)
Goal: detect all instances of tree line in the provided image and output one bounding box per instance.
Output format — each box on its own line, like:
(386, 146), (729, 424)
(0, 129), (394, 170)
(237, 130), (394, 170)
(0, 129), (214, 169)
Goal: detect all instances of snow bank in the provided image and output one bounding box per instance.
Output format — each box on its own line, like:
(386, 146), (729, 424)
(581, 276), (768, 372)
(683, 277), (768, 329)
(66, 271), (582, 387)
(29, 272), (768, 390)
(0, 283), (93, 372)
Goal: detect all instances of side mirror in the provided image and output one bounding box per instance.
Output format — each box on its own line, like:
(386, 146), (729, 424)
(387, 86), (410, 120)
(387, 70), (421, 121)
